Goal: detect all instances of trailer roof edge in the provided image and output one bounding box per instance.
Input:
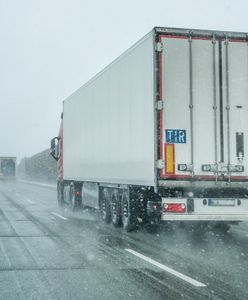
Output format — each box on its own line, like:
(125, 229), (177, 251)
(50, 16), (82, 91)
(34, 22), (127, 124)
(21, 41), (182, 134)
(154, 26), (248, 39)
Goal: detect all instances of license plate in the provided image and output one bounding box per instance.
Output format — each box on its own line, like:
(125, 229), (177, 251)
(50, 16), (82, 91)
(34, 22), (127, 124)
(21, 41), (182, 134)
(208, 199), (235, 207)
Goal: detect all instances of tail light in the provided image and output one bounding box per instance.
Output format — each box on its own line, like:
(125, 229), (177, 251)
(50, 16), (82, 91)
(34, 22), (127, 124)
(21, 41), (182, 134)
(163, 203), (186, 213)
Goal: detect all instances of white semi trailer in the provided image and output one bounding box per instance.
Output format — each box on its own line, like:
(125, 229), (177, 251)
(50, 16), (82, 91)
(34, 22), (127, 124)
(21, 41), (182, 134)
(51, 27), (248, 231)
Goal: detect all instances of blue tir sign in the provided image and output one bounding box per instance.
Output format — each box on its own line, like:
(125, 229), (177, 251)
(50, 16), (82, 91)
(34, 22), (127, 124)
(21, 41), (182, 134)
(165, 129), (186, 144)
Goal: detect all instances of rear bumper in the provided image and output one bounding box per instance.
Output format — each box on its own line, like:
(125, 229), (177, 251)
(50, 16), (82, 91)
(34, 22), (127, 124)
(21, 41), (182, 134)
(161, 214), (248, 221)
(160, 197), (248, 221)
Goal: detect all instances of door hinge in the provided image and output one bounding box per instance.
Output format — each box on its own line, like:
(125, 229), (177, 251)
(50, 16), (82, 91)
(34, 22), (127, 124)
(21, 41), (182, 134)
(156, 160), (164, 169)
(156, 100), (163, 110)
(156, 42), (163, 52)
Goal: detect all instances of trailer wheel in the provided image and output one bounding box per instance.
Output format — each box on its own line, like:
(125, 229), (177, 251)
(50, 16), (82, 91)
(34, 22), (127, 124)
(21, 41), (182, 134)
(110, 190), (122, 227)
(100, 189), (111, 223)
(121, 190), (137, 232)
(70, 184), (81, 212)
(57, 181), (65, 207)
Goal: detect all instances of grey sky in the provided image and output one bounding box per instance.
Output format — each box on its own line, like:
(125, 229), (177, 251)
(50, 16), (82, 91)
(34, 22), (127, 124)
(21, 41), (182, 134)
(0, 0), (247, 161)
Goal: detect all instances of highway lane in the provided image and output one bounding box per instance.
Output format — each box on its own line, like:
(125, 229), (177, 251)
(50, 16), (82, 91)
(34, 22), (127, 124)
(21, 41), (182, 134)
(0, 181), (247, 300)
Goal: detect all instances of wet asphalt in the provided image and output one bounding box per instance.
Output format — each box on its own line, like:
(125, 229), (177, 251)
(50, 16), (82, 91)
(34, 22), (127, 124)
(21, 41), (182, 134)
(0, 180), (247, 300)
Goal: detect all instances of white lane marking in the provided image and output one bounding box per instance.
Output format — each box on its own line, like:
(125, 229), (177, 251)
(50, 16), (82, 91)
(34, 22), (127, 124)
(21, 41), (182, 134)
(125, 248), (206, 288)
(51, 212), (68, 220)
(19, 180), (56, 189)
(26, 198), (35, 205)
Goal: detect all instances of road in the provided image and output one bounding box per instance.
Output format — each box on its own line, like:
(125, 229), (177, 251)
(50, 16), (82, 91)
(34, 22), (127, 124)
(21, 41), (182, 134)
(0, 180), (247, 300)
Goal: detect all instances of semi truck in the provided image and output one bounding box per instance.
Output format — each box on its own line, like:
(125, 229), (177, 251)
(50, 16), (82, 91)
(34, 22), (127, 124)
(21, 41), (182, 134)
(0, 157), (16, 179)
(50, 27), (248, 231)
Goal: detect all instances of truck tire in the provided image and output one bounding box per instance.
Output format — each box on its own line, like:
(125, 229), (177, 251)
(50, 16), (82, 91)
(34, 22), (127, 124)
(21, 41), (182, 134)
(100, 189), (111, 224)
(110, 190), (122, 227)
(57, 181), (65, 207)
(70, 183), (81, 212)
(121, 190), (137, 232)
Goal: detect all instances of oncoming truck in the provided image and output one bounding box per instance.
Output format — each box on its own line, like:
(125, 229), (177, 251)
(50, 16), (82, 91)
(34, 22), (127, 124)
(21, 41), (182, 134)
(50, 27), (248, 231)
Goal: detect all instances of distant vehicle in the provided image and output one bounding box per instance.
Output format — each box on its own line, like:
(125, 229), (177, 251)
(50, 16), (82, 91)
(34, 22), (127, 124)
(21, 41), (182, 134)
(0, 157), (16, 179)
(51, 27), (248, 231)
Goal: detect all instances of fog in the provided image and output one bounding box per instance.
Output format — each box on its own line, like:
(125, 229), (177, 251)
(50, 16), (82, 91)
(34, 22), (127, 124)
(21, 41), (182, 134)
(0, 0), (247, 160)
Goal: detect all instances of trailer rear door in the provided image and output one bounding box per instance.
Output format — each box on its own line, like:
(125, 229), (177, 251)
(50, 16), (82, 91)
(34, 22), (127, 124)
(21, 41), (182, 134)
(222, 39), (248, 179)
(158, 34), (248, 180)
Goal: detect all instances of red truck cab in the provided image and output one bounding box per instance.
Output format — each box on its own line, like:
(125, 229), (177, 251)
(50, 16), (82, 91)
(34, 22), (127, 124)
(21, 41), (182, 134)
(50, 114), (64, 205)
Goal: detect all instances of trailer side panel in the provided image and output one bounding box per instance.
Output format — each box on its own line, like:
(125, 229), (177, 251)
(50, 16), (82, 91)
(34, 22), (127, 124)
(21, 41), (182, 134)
(63, 33), (155, 186)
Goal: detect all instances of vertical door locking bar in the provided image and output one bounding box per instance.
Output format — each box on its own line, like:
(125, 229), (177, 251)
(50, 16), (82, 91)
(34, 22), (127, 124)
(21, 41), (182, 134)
(224, 35), (231, 182)
(212, 34), (218, 182)
(218, 41), (225, 164)
(188, 34), (194, 177)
